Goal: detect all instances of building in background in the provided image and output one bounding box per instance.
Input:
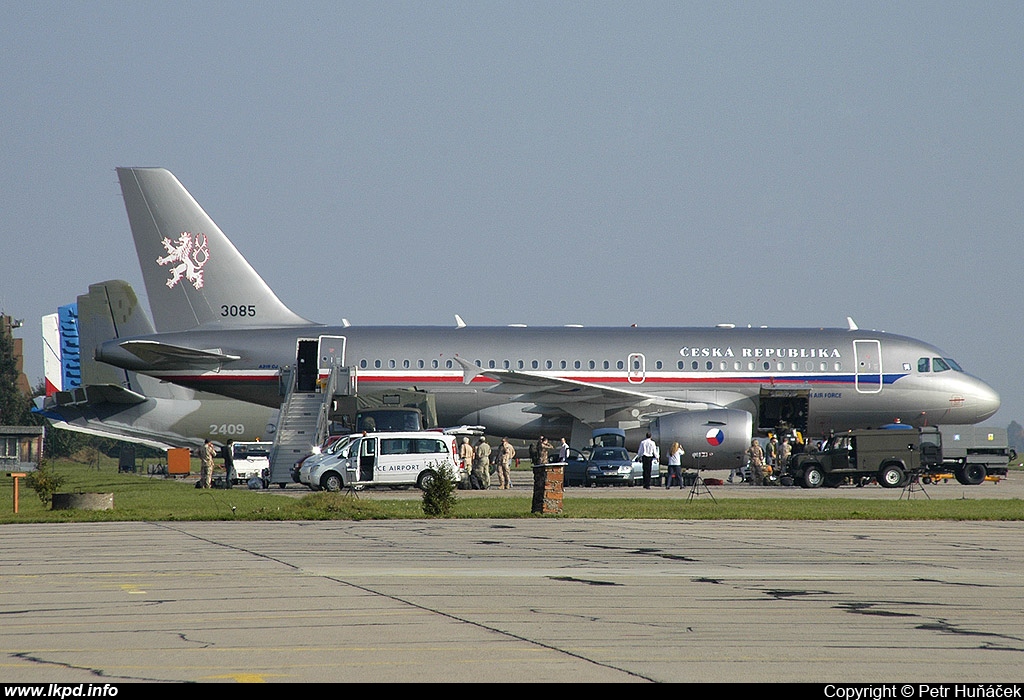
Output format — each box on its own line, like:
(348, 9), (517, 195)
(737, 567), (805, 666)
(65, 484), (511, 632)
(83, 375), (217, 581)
(1, 314), (31, 398)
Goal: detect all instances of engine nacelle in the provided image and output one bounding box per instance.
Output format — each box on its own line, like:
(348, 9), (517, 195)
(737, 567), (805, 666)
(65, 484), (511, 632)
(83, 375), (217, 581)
(648, 409), (753, 471)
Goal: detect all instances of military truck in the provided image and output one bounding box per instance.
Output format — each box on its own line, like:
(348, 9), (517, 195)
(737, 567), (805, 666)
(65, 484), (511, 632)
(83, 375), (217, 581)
(788, 426), (943, 489)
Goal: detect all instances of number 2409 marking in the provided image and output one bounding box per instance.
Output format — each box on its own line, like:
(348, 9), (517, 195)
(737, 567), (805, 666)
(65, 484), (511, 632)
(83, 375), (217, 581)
(221, 305), (256, 317)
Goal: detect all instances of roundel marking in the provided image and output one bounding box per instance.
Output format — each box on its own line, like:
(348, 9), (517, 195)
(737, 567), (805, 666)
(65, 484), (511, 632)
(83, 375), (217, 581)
(705, 428), (725, 446)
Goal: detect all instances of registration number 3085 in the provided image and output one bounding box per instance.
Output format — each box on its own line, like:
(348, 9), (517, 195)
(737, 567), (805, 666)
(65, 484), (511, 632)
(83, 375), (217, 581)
(221, 305), (256, 317)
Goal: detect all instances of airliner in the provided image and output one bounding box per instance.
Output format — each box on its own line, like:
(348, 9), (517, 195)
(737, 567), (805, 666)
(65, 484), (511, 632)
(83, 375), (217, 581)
(92, 167), (1000, 469)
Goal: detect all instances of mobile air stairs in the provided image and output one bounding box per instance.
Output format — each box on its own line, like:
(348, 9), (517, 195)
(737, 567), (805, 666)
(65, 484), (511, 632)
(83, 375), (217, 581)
(267, 364), (354, 486)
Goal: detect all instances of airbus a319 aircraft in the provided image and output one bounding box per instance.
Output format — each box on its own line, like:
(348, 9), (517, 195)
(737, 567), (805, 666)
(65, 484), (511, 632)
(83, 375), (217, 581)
(92, 167), (1000, 473)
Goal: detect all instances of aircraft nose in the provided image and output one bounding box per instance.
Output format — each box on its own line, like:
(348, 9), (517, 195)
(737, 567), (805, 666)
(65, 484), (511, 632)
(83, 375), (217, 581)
(971, 379), (1001, 422)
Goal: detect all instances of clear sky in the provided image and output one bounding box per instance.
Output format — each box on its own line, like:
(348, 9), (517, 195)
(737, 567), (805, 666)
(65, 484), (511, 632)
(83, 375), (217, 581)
(2, 2), (1021, 426)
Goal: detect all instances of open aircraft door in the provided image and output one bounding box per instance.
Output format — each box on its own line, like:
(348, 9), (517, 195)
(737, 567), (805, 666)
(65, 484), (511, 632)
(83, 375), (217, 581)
(854, 339), (882, 394)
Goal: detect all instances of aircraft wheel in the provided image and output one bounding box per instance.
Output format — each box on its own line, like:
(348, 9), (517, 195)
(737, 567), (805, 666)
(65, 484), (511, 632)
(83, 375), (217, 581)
(801, 465), (824, 488)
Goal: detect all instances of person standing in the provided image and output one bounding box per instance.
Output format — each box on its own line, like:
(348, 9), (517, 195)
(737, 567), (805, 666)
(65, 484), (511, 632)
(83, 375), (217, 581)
(778, 437), (792, 478)
(746, 438), (766, 486)
(497, 437), (516, 489)
(222, 439), (235, 488)
(459, 437), (475, 482)
(558, 437), (569, 462)
(666, 441), (684, 489)
(636, 432), (659, 489)
(536, 436), (553, 465)
(472, 436), (492, 490)
(200, 439), (217, 488)
(765, 436), (779, 472)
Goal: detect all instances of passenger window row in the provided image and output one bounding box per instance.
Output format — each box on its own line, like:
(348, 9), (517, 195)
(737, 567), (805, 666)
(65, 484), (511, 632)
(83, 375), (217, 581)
(356, 358), (845, 373)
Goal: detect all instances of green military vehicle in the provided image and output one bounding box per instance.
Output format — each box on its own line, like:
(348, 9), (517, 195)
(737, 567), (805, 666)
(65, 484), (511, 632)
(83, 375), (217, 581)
(788, 426), (943, 489)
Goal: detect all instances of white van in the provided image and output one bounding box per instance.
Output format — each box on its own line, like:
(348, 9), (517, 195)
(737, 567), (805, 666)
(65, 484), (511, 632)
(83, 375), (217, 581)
(229, 441), (272, 484)
(307, 431), (464, 492)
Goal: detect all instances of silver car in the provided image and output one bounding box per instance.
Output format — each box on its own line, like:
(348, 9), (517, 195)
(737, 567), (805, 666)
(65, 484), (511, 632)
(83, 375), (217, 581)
(299, 436), (354, 489)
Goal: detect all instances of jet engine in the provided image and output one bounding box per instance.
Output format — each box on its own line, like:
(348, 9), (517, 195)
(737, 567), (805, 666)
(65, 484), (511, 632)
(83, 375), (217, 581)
(648, 409), (753, 472)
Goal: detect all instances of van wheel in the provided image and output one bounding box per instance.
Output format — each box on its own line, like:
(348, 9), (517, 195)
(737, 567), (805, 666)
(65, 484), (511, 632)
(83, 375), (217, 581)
(878, 464), (905, 488)
(417, 470), (436, 490)
(321, 473), (343, 492)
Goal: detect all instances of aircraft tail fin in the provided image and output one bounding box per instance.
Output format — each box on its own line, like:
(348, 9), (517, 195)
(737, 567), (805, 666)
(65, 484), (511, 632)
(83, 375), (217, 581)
(41, 304), (84, 398)
(116, 167), (314, 332)
(75, 280), (194, 400)
(42, 313), (62, 397)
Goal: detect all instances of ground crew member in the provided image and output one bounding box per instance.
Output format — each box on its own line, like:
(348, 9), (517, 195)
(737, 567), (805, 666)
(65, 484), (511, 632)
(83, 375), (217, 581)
(200, 439), (217, 488)
(459, 437), (475, 477)
(747, 438), (766, 486)
(472, 436), (492, 489)
(536, 436), (553, 465)
(497, 437), (516, 489)
(766, 436), (779, 471)
(222, 439), (235, 488)
(778, 437), (792, 477)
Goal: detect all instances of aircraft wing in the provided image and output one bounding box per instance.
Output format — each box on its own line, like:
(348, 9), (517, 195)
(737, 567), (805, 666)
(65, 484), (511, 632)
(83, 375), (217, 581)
(118, 340), (241, 367)
(453, 357), (713, 424)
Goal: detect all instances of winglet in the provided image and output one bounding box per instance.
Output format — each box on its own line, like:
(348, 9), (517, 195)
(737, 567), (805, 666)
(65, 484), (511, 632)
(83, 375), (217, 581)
(847, 316), (859, 331)
(455, 314), (466, 329)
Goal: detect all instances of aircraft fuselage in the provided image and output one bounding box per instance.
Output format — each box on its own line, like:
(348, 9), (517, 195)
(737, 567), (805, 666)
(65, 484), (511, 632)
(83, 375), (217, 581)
(97, 324), (1001, 442)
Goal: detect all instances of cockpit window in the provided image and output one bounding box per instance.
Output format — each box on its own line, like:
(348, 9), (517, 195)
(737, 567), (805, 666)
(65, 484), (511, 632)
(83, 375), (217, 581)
(932, 357), (951, 372)
(944, 357), (963, 371)
(918, 358), (930, 372)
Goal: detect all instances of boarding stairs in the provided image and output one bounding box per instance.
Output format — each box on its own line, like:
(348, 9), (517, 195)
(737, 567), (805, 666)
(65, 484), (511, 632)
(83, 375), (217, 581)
(267, 364), (353, 485)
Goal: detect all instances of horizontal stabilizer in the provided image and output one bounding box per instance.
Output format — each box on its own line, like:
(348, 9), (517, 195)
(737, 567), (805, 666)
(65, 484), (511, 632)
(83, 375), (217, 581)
(36, 414), (184, 451)
(47, 384), (148, 407)
(118, 339), (241, 366)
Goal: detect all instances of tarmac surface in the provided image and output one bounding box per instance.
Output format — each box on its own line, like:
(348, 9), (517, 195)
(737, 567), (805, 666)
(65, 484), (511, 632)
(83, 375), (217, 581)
(2, 473), (1022, 684)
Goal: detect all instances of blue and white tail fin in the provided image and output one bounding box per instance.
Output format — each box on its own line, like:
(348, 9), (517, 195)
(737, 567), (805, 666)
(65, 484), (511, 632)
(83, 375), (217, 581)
(116, 167), (315, 332)
(42, 304), (84, 398)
